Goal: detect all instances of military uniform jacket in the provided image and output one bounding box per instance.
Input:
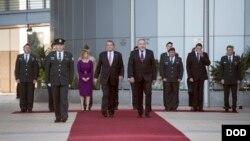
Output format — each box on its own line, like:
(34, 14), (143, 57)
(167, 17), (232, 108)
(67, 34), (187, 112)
(15, 54), (38, 82)
(220, 55), (241, 85)
(45, 51), (74, 86)
(159, 53), (184, 82)
(94, 51), (124, 86)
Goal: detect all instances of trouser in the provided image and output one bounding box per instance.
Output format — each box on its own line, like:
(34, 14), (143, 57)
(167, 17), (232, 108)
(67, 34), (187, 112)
(223, 84), (237, 110)
(47, 85), (54, 111)
(135, 78), (152, 115)
(101, 78), (117, 116)
(131, 82), (138, 109)
(163, 82), (167, 109)
(51, 85), (69, 120)
(19, 82), (34, 111)
(192, 80), (204, 110)
(164, 82), (180, 110)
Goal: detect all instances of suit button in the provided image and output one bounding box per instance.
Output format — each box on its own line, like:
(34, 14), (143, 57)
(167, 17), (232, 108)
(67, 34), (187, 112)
(58, 69), (61, 71)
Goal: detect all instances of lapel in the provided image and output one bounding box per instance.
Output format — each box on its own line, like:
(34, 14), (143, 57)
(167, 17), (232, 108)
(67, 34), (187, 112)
(226, 56), (234, 65)
(111, 52), (118, 67)
(192, 52), (199, 63)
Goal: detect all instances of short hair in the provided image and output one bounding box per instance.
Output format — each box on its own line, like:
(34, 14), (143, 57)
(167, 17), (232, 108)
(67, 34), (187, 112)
(83, 44), (90, 50)
(134, 46), (138, 50)
(137, 39), (146, 43)
(168, 47), (175, 52)
(227, 45), (234, 50)
(23, 43), (30, 48)
(106, 40), (115, 46)
(195, 43), (203, 48)
(166, 42), (173, 46)
(51, 42), (55, 47)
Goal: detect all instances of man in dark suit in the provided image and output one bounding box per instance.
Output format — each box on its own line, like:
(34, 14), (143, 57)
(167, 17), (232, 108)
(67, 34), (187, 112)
(128, 46), (139, 110)
(160, 48), (183, 111)
(94, 40), (124, 117)
(45, 38), (74, 123)
(15, 43), (38, 113)
(186, 43), (210, 111)
(128, 39), (157, 118)
(220, 45), (241, 113)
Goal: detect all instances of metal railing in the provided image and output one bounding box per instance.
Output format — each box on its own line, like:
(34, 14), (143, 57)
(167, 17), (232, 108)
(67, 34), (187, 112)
(0, 0), (50, 12)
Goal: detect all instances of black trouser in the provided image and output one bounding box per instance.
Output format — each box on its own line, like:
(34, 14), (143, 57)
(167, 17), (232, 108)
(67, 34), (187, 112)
(47, 85), (54, 111)
(130, 83), (138, 109)
(163, 82), (167, 109)
(192, 80), (204, 110)
(19, 82), (34, 111)
(101, 78), (117, 116)
(223, 84), (237, 110)
(135, 78), (152, 115)
(16, 83), (20, 98)
(164, 82), (180, 110)
(114, 85), (119, 109)
(51, 85), (69, 120)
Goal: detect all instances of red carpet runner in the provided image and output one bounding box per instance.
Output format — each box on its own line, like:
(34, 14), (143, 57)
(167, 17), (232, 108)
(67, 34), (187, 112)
(67, 110), (190, 141)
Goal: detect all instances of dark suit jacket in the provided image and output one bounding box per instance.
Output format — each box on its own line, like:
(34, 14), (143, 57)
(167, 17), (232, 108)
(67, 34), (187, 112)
(186, 51), (211, 81)
(128, 49), (156, 82)
(15, 54), (38, 82)
(94, 51), (124, 86)
(45, 51), (74, 86)
(159, 54), (183, 82)
(220, 55), (241, 85)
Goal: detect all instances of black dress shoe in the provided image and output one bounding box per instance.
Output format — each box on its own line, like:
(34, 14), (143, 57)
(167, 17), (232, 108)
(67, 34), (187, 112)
(109, 114), (114, 118)
(27, 109), (32, 113)
(145, 113), (151, 118)
(137, 114), (142, 118)
(54, 119), (61, 123)
(232, 109), (238, 113)
(61, 118), (67, 122)
(225, 108), (229, 112)
(21, 109), (27, 113)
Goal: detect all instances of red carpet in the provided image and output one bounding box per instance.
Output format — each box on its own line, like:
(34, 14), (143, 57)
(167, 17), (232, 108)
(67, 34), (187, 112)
(67, 110), (190, 141)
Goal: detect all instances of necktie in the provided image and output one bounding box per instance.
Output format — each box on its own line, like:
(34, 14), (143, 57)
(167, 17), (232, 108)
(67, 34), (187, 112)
(229, 56), (232, 64)
(196, 53), (200, 61)
(140, 51), (144, 62)
(171, 57), (173, 64)
(25, 54), (28, 63)
(108, 52), (112, 66)
(59, 52), (61, 61)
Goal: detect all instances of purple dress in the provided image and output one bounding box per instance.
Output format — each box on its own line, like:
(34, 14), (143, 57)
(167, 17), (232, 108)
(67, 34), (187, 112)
(77, 60), (93, 96)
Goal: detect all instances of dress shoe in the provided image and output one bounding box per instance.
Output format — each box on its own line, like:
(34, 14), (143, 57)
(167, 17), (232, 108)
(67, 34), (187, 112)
(137, 114), (142, 118)
(109, 114), (114, 118)
(27, 109), (32, 113)
(232, 109), (238, 113)
(225, 108), (229, 112)
(54, 119), (61, 123)
(145, 113), (151, 118)
(21, 109), (27, 113)
(61, 118), (67, 122)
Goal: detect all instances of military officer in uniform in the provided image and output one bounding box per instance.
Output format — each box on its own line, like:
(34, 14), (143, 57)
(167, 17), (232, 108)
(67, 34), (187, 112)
(160, 48), (183, 111)
(220, 45), (241, 113)
(160, 42), (179, 110)
(15, 43), (38, 113)
(45, 38), (74, 122)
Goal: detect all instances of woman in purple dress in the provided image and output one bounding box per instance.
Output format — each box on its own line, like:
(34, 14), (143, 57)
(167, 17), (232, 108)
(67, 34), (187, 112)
(77, 50), (94, 111)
